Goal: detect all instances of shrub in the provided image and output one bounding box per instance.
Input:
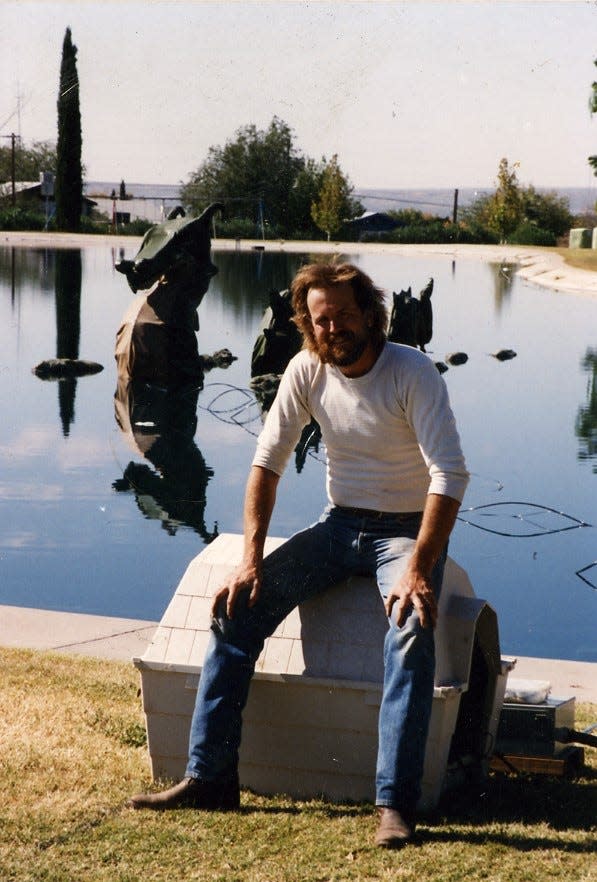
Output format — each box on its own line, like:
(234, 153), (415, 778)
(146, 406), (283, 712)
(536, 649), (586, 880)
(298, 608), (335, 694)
(361, 220), (495, 245)
(507, 222), (556, 246)
(117, 218), (153, 236)
(0, 208), (47, 231)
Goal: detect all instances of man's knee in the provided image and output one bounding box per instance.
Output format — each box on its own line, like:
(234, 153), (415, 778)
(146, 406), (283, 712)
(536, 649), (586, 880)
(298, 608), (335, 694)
(385, 612), (435, 668)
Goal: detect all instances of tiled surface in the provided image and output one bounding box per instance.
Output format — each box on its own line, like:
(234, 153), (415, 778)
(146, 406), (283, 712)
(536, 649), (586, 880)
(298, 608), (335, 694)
(140, 533), (479, 688)
(135, 534), (502, 808)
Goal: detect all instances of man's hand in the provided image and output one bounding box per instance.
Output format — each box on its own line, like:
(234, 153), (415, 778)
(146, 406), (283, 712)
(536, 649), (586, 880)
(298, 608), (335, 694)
(211, 558), (262, 621)
(384, 568), (438, 629)
(211, 466), (280, 622)
(384, 494), (462, 628)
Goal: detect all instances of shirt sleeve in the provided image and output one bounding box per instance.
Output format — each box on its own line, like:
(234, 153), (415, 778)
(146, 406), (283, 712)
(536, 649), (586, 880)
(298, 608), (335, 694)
(252, 355), (313, 476)
(402, 354), (470, 502)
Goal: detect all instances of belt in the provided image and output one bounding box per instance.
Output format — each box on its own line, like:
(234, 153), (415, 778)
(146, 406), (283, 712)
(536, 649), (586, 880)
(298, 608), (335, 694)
(333, 506), (422, 520)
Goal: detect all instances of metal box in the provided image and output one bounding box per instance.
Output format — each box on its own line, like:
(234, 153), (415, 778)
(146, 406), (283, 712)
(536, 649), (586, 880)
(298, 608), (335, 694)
(496, 696), (575, 756)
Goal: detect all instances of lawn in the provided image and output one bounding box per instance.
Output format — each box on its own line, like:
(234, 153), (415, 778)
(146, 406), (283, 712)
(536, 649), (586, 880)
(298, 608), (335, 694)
(559, 247), (597, 274)
(0, 648), (595, 882)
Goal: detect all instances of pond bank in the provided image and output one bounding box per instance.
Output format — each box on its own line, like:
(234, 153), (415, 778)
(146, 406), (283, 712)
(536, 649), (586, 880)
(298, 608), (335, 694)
(1, 604), (595, 703)
(2, 231), (597, 298)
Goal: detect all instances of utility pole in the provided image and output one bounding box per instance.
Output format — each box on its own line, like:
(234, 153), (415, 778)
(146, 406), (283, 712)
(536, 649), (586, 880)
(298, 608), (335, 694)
(1, 133), (17, 206)
(452, 188), (459, 225)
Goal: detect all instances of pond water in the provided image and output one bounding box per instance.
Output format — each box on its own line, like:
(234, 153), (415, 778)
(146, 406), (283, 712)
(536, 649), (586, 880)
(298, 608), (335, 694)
(0, 243), (595, 662)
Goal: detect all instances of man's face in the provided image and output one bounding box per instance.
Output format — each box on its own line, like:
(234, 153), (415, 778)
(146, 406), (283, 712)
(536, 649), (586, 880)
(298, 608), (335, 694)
(306, 283), (372, 372)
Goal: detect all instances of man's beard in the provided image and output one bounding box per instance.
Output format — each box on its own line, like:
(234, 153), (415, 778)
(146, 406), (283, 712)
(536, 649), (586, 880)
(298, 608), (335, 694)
(316, 331), (369, 367)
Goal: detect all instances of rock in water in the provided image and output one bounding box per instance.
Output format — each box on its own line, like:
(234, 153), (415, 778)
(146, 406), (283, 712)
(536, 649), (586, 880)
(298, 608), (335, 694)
(445, 352), (468, 366)
(491, 349), (517, 361)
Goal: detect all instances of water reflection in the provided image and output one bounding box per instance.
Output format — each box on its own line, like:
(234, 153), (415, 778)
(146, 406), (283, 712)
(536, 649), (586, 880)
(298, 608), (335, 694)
(487, 261), (516, 311)
(113, 379), (218, 541)
(212, 249), (305, 320)
(0, 246), (54, 296)
(55, 249), (82, 436)
(576, 347), (597, 472)
(0, 243), (595, 660)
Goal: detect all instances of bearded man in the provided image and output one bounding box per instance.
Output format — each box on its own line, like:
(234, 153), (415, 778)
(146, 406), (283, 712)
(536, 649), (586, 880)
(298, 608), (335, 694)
(129, 262), (469, 848)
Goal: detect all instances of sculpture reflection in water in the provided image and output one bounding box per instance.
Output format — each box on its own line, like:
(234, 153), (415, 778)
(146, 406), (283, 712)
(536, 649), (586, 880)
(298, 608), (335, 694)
(113, 203), (231, 540)
(113, 379), (218, 541)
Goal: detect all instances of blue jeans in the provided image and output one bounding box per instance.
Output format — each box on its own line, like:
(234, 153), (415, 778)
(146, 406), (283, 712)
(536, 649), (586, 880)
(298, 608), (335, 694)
(185, 505), (447, 813)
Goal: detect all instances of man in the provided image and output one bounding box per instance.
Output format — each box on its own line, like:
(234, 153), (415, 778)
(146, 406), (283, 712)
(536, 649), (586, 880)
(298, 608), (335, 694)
(129, 262), (469, 848)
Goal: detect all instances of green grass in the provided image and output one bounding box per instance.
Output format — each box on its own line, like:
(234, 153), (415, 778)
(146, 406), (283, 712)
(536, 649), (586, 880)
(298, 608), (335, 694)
(558, 247), (597, 274)
(0, 647), (595, 882)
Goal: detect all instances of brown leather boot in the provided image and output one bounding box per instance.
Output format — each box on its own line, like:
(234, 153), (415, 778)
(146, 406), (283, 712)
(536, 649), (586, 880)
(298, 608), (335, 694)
(127, 771), (240, 811)
(374, 807), (415, 848)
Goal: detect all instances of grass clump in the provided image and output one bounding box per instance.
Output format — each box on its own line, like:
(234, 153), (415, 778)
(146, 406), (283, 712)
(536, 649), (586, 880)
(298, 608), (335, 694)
(0, 647), (595, 882)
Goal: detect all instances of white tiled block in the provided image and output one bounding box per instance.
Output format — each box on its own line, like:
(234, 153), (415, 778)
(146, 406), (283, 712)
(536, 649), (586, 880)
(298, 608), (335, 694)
(146, 712), (190, 761)
(279, 608), (302, 639)
(241, 763), (374, 803)
(287, 639), (307, 675)
(186, 595), (213, 630)
(141, 625), (171, 664)
(160, 593), (191, 629)
(163, 627), (196, 666)
(140, 669), (196, 716)
(175, 558), (213, 597)
(135, 535), (503, 811)
(296, 639), (331, 678)
(240, 721), (378, 777)
(324, 642), (366, 682)
(205, 563), (237, 597)
(188, 630), (212, 668)
(243, 678), (380, 732)
(137, 666), (466, 809)
(150, 754), (187, 782)
(261, 636), (294, 674)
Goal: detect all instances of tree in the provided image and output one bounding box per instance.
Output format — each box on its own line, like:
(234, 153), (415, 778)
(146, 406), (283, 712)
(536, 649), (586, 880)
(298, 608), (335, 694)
(463, 167), (572, 244)
(520, 186), (572, 238)
(181, 117), (361, 238)
(287, 157), (326, 238)
(310, 154), (360, 240)
(0, 139), (56, 183)
(181, 118), (304, 235)
(55, 27), (83, 232)
(485, 158), (523, 243)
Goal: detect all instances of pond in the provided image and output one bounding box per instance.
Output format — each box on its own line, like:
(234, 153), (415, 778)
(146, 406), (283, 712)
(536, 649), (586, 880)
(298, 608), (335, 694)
(0, 242), (595, 662)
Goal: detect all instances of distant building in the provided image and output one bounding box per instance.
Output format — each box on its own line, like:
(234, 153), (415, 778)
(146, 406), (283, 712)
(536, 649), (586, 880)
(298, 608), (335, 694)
(345, 210), (398, 239)
(0, 181), (97, 216)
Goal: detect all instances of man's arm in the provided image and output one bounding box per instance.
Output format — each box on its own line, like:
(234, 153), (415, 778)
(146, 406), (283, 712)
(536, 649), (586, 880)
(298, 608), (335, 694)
(384, 492), (461, 629)
(210, 465), (280, 620)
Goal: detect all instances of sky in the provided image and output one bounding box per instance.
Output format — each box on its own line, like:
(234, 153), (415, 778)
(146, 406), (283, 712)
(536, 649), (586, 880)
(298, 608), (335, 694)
(1, 0), (596, 190)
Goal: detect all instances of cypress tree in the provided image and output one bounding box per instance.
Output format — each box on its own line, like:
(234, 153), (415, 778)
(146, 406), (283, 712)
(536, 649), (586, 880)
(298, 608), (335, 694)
(55, 27), (82, 231)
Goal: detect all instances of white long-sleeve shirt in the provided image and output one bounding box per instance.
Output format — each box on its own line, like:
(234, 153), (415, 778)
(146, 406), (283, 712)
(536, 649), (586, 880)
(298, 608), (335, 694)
(252, 342), (469, 512)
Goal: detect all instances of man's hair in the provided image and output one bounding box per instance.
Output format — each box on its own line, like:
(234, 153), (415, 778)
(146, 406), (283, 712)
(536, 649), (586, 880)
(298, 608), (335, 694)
(290, 262), (388, 352)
